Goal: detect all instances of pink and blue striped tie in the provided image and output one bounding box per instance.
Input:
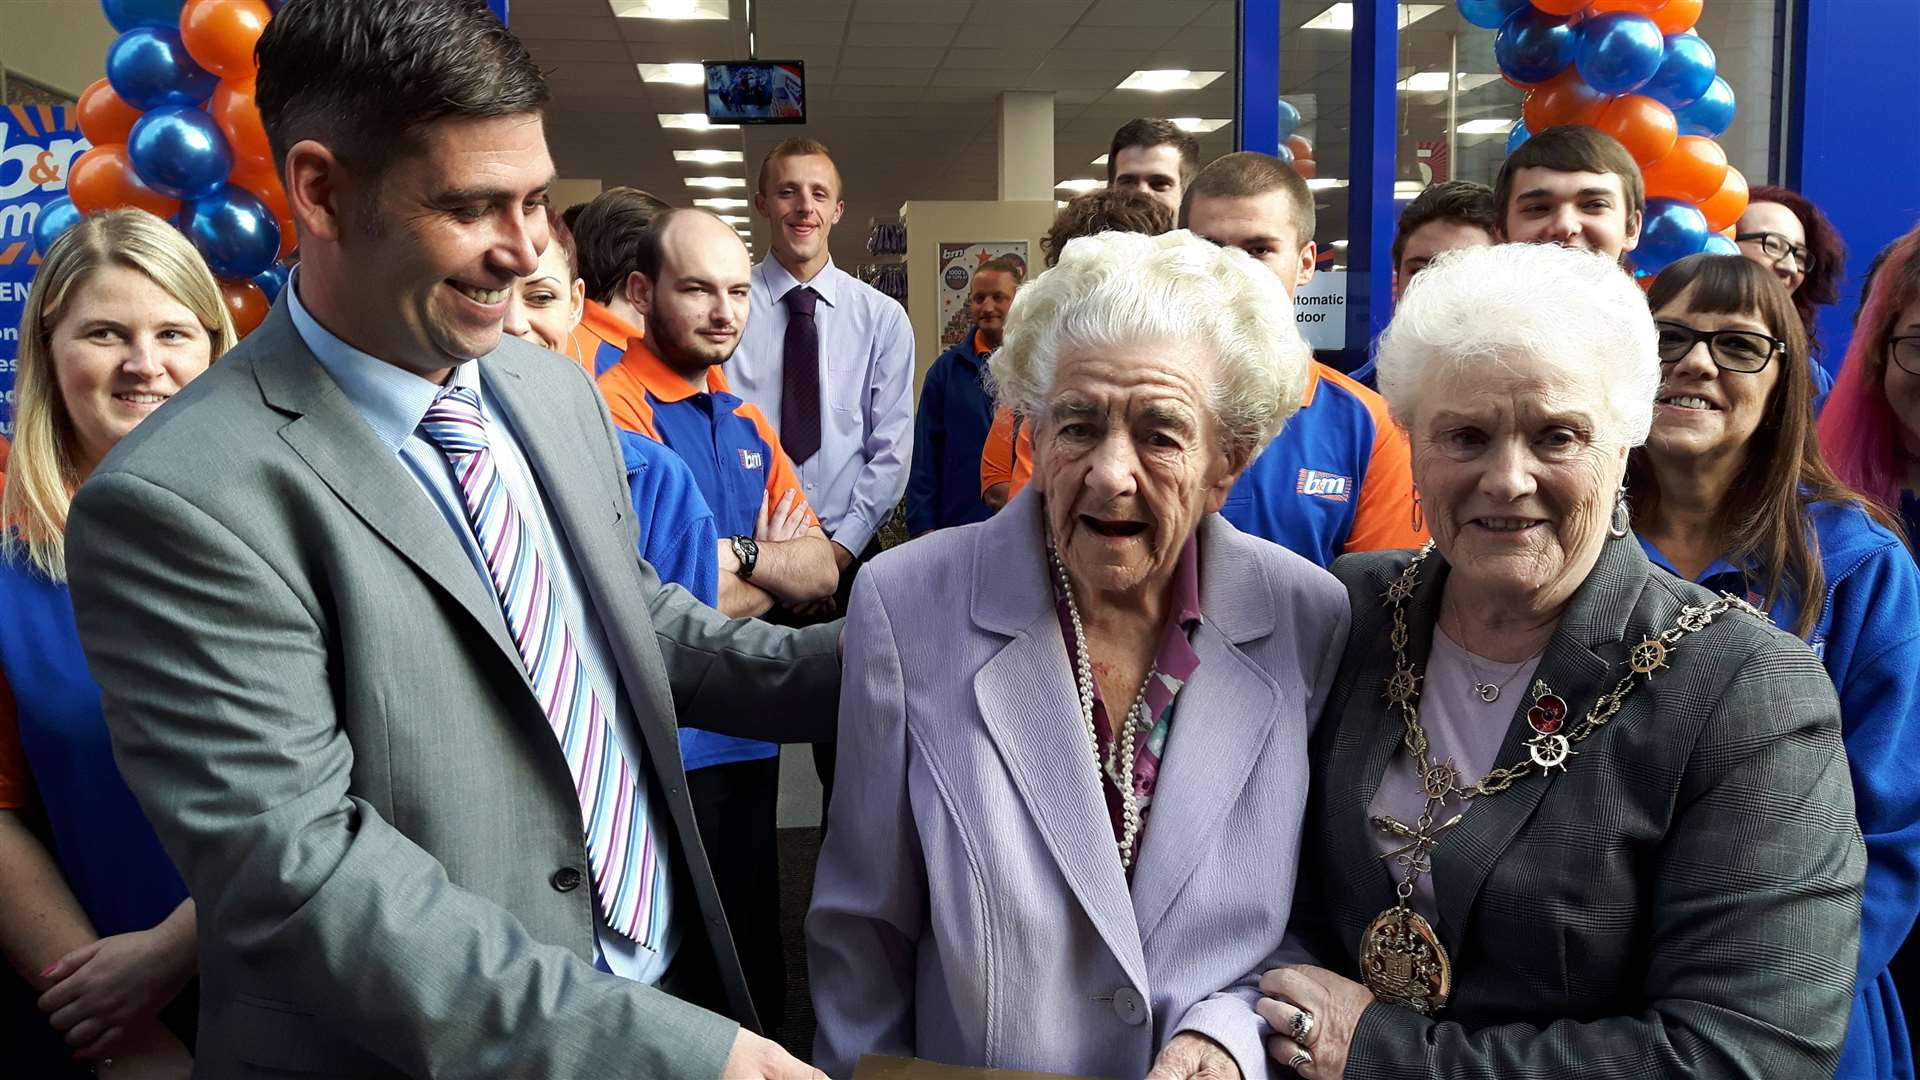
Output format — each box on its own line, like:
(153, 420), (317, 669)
(420, 385), (665, 947)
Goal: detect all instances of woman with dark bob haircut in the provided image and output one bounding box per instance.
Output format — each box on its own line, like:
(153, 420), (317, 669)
(1632, 253), (1920, 1080)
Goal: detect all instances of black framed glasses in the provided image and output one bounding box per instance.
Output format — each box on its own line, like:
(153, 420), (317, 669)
(1655, 320), (1785, 374)
(1891, 336), (1920, 377)
(1735, 231), (1816, 274)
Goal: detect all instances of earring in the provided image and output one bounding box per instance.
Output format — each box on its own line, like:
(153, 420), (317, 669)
(1609, 486), (1631, 540)
(1411, 492), (1425, 533)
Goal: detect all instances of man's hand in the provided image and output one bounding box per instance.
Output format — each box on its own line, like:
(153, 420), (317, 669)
(757, 491), (810, 544)
(829, 541), (856, 573)
(719, 1028), (826, 1080)
(40, 927), (194, 1058)
(982, 482), (1010, 511)
(1146, 1032), (1242, 1080)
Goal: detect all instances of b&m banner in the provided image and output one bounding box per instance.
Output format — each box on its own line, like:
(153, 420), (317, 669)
(0, 106), (88, 437)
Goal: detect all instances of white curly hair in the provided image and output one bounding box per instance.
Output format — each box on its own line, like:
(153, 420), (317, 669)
(988, 228), (1311, 461)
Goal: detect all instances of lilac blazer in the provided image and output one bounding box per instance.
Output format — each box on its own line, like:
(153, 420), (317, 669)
(807, 487), (1351, 1078)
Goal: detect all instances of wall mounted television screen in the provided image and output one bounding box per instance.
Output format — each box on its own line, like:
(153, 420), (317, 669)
(704, 60), (806, 124)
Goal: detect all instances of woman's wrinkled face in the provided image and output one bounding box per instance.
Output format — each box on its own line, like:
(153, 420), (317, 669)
(1410, 352), (1629, 610)
(1033, 340), (1241, 604)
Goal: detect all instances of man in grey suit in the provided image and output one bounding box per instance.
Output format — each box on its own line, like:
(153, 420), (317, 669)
(63, 2), (831, 1076)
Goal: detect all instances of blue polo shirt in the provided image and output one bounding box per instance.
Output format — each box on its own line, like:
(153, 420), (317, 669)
(907, 326), (997, 535)
(598, 341), (818, 771)
(1220, 362), (1427, 567)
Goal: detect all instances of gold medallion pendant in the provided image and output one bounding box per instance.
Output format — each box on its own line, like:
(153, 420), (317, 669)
(1361, 906), (1452, 1015)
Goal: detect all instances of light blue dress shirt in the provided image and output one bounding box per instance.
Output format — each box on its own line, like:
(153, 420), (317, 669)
(729, 256), (915, 554)
(287, 277), (678, 984)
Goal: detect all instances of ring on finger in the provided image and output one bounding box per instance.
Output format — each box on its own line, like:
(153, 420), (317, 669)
(1288, 1047), (1314, 1072)
(1289, 1007), (1316, 1044)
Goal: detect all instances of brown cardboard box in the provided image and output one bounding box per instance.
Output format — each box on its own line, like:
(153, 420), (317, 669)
(850, 1055), (1105, 1080)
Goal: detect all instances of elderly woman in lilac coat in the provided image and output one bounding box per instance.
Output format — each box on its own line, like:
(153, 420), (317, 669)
(806, 229), (1351, 1080)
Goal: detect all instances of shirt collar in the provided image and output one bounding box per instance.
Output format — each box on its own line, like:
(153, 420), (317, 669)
(613, 337), (732, 404)
(971, 328), (994, 359)
(1636, 533), (1749, 587)
(1168, 536), (1203, 630)
(287, 268), (474, 454)
(580, 300), (644, 350)
(758, 254), (843, 308)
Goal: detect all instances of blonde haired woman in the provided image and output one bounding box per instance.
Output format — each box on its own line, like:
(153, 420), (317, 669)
(0, 209), (233, 1077)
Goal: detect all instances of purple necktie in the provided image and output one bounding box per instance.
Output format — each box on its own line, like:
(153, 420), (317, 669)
(781, 285), (821, 464)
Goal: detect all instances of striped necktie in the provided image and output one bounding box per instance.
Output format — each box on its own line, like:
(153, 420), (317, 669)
(418, 385), (665, 947)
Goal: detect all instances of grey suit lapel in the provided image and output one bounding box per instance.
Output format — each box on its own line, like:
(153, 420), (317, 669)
(1130, 521), (1280, 945)
(972, 491), (1149, 992)
(250, 306), (523, 675)
(1428, 538), (1649, 955)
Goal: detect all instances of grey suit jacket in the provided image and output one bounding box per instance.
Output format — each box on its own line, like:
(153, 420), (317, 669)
(64, 304), (840, 1079)
(1290, 539), (1865, 1078)
(806, 489), (1351, 1079)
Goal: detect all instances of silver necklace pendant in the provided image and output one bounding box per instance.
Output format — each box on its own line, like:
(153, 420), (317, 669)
(1473, 681), (1499, 703)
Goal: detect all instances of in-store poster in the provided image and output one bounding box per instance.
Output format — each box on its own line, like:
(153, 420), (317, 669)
(937, 241), (1028, 349)
(0, 107), (88, 438)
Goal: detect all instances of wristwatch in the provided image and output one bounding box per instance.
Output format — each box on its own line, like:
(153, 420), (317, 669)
(730, 535), (760, 579)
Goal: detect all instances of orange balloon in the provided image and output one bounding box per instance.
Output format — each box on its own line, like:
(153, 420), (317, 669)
(180, 0), (273, 80)
(1641, 135), (1729, 203)
(1593, 94), (1677, 166)
(1698, 166), (1749, 234)
(1286, 134), (1314, 161)
(76, 78), (143, 147)
(1531, 0), (1590, 14)
(229, 158), (297, 257)
(1523, 70), (1607, 133)
(1588, 0), (1661, 11)
(67, 144), (182, 219)
(208, 77), (274, 168)
(1651, 0), (1703, 34)
(219, 277), (269, 336)
(1293, 157), (1318, 180)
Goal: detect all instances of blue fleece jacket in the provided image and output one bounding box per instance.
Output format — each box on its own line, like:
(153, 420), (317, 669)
(906, 327), (996, 535)
(1643, 501), (1920, 1080)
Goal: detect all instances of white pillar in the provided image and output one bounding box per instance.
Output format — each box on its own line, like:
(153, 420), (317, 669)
(997, 91), (1054, 202)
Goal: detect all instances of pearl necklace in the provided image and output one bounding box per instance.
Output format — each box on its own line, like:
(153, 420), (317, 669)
(1049, 545), (1154, 871)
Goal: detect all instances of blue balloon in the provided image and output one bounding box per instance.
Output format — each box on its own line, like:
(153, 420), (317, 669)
(1458, 0), (1528, 31)
(253, 261), (290, 302)
(1702, 234), (1741, 257)
(32, 197), (84, 257)
(1495, 7), (1577, 86)
(1575, 13), (1666, 95)
(1673, 76), (1736, 138)
(1635, 197), (1711, 275)
(102, 0), (185, 32)
(1642, 33), (1716, 109)
(1507, 120), (1532, 155)
(1277, 98), (1302, 142)
(128, 106), (233, 201)
(1273, 142), (1295, 167)
(185, 186), (281, 279)
(106, 28), (217, 110)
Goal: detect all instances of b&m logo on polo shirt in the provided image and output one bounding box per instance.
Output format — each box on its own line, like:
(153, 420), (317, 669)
(1296, 468), (1352, 502)
(738, 448), (764, 471)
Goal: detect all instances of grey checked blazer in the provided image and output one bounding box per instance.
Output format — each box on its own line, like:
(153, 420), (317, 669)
(64, 304), (840, 1078)
(1289, 538), (1865, 1078)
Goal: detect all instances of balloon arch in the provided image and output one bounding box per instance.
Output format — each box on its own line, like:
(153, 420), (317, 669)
(34, 0), (289, 335)
(1461, 0), (1746, 276)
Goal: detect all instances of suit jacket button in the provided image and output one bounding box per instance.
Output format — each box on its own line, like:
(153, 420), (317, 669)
(1112, 987), (1148, 1025)
(551, 866), (583, 892)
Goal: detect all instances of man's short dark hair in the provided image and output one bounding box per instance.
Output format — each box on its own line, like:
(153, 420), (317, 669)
(1107, 119), (1202, 187)
(561, 202), (589, 235)
(1179, 151), (1316, 244)
(1494, 125), (1645, 229)
(1042, 190), (1174, 267)
(256, 0), (548, 183)
(1392, 181), (1497, 270)
(574, 186), (674, 304)
(975, 256), (1026, 285)
(631, 207), (735, 284)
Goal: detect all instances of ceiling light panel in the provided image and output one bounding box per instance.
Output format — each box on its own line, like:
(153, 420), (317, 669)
(685, 176), (746, 189)
(1115, 69), (1226, 92)
(675, 149), (745, 164)
(659, 113), (738, 131)
(694, 197), (750, 209)
(638, 63), (707, 85)
(1055, 178), (1106, 193)
(611, 0), (727, 20)
(1169, 117), (1231, 133)
(1456, 117), (1519, 134)
(1302, 3), (1444, 31)
(1399, 71), (1502, 93)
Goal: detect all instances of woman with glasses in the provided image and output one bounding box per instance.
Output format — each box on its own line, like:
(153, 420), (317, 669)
(1736, 187), (1848, 400)
(1633, 252), (1920, 1080)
